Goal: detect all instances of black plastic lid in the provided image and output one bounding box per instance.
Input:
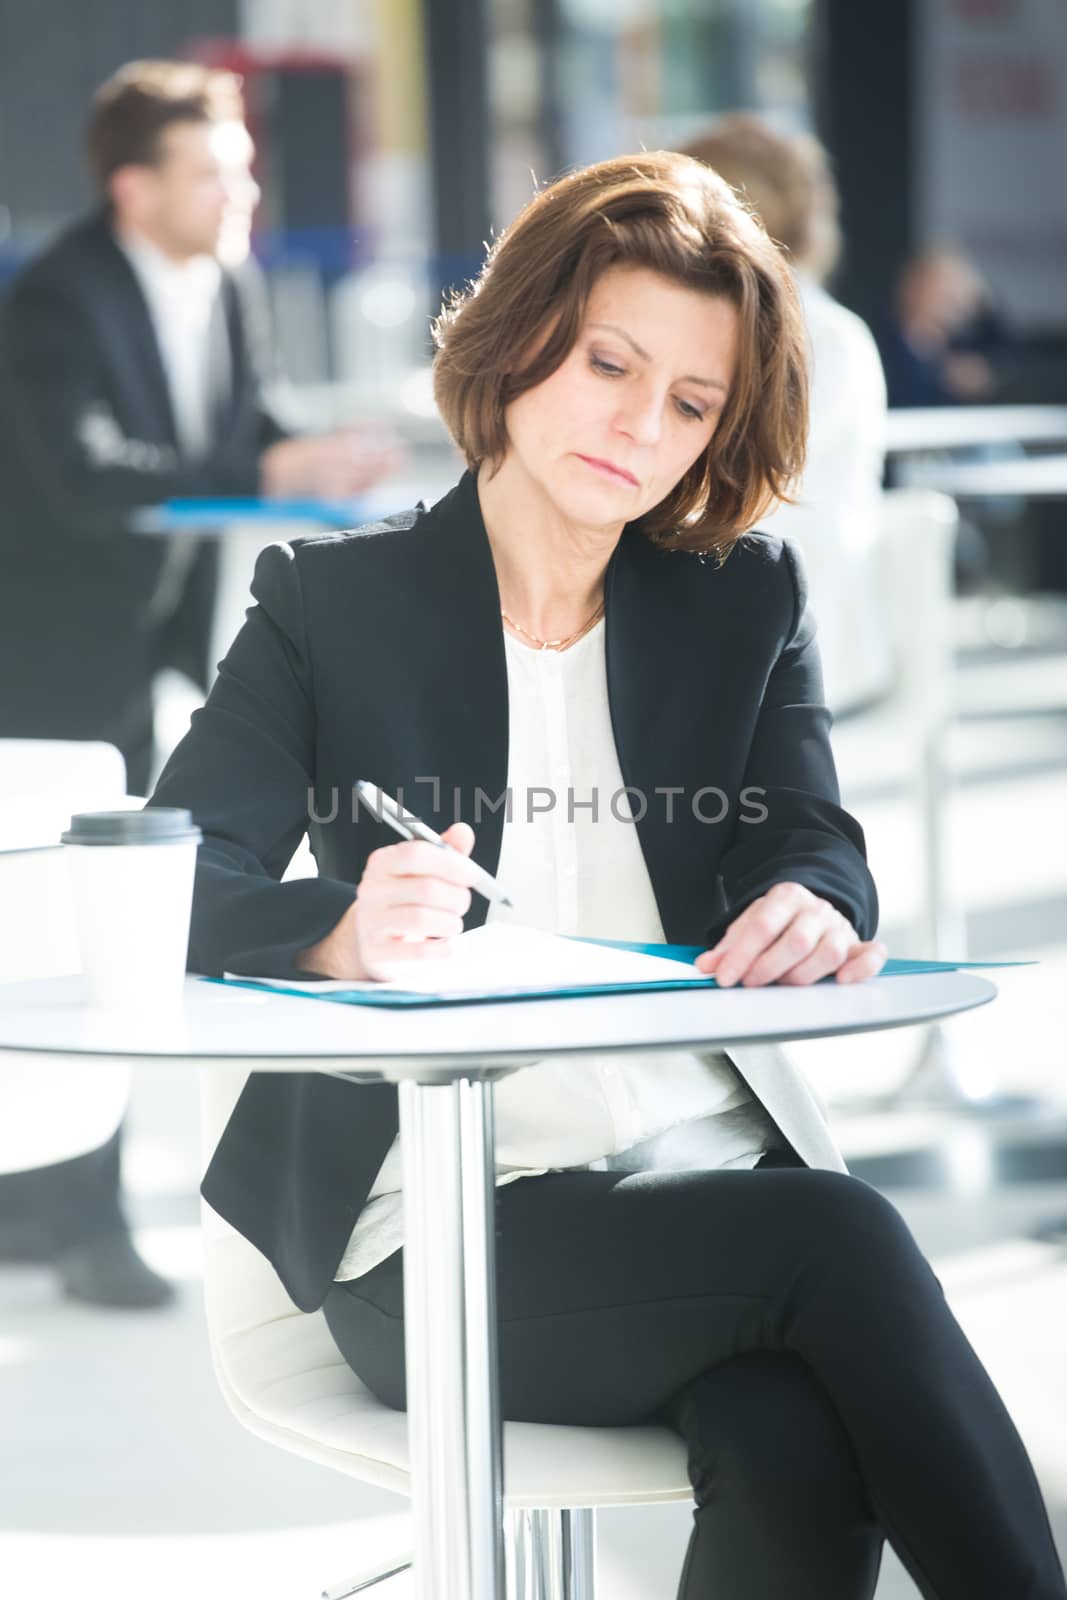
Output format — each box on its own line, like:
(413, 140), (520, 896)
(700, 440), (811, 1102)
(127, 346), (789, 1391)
(61, 808), (202, 847)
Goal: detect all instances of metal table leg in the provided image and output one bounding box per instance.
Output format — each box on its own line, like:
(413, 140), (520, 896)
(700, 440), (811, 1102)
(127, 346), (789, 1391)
(509, 1508), (597, 1598)
(399, 1076), (505, 1599)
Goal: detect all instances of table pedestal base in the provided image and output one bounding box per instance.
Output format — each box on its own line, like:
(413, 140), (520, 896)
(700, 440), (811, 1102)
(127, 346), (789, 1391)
(508, 1508), (597, 1599)
(321, 1507), (597, 1600)
(400, 1077), (505, 1598)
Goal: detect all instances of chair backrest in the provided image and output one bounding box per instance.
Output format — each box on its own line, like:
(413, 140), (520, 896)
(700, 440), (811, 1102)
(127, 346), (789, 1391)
(873, 488), (958, 720)
(829, 490), (960, 958)
(0, 739), (128, 980)
(0, 739), (131, 1170)
(0, 738), (126, 801)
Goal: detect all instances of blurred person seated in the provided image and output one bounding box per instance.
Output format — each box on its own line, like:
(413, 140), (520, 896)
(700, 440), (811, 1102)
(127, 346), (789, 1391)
(684, 114), (892, 716)
(0, 58), (399, 794)
(877, 248), (1009, 410)
(0, 60), (398, 1312)
(0, 1132), (163, 1309)
(879, 249), (1021, 593)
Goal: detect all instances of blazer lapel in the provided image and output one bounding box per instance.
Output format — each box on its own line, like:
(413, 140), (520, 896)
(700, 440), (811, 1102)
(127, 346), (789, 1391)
(327, 472), (510, 925)
(604, 529), (749, 946)
(605, 528), (848, 1175)
(88, 219), (180, 447)
(413, 474), (511, 904)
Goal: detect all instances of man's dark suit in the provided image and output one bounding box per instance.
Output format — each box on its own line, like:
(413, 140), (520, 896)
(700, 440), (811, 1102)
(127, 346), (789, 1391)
(148, 470), (879, 1313)
(0, 211), (288, 792)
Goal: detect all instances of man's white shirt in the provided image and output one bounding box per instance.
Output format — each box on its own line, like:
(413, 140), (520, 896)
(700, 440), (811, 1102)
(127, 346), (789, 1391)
(117, 230), (227, 623)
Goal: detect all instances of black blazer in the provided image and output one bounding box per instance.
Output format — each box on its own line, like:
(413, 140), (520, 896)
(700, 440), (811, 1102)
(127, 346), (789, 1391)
(148, 469), (878, 1311)
(0, 213), (287, 762)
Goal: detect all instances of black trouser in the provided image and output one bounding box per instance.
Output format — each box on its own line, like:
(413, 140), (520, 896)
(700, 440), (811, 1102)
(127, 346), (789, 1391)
(0, 1126), (126, 1254)
(324, 1163), (1066, 1600)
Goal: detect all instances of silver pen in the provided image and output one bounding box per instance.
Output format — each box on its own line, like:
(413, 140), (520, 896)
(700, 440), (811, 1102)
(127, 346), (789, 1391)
(355, 780), (514, 909)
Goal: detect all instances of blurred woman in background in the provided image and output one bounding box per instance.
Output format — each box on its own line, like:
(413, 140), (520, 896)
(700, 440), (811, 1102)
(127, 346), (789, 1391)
(685, 114), (894, 715)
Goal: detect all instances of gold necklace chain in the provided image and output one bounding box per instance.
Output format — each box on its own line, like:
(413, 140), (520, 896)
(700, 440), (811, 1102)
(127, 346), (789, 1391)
(501, 600), (605, 652)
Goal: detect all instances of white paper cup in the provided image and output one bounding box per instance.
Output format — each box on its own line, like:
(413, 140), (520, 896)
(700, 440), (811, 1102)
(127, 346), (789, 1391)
(61, 809), (202, 1013)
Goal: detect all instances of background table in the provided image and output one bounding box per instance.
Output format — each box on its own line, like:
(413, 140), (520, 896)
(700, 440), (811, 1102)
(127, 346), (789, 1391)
(0, 969), (997, 1599)
(133, 473), (458, 676)
(885, 404), (1067, 456)
(896, 452), (1067, 500)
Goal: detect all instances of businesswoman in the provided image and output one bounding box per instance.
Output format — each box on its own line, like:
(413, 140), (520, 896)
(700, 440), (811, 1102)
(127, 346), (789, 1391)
(150, 153), (1065, 1598)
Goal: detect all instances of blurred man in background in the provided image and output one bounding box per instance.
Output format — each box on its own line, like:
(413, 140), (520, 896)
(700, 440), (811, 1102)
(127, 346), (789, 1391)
(0, 60), (397, 1310)
(0, 59), (396, 792)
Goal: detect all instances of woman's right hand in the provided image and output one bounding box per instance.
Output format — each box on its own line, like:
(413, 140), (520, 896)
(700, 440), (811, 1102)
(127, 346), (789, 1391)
(294, 822), (476, 981)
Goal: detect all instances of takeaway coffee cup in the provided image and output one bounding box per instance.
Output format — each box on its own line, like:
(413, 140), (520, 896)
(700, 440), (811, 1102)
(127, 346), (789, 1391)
(61, 808), (202, 1013)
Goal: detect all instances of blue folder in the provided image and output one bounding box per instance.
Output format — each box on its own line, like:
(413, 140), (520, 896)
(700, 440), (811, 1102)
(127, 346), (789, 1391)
(140, 496), (366, 530)
(205, 940), (1033, 1011)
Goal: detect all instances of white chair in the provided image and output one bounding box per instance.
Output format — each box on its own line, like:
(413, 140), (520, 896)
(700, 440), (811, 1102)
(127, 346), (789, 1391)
(200, 1066), (692, 1598)
(0, 739), (131, 1172)
(0, 737), (127, 857)
(829, 489), (961, 959)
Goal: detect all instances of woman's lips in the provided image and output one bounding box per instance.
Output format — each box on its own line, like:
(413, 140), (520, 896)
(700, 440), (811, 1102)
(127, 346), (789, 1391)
(576, 453), (639, 487)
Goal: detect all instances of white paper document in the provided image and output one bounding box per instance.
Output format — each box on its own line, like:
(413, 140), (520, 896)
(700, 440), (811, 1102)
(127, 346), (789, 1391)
(225, 923), (707, 998)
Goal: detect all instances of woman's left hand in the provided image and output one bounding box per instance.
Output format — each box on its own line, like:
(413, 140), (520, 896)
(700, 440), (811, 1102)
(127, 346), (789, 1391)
(695, 882), (887, 987)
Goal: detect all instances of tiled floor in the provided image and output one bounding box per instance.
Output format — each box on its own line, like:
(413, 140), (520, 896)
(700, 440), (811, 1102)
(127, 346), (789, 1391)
(2, 619), (1066, 1598)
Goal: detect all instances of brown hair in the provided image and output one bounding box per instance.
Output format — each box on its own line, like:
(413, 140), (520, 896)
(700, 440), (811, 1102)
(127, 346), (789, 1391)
(683, 114), (842, 284)
(431, 150), (809, 556)
(86, 60), (244, 195)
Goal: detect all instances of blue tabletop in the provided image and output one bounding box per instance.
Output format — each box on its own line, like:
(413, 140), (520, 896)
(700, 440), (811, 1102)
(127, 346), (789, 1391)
(134, 496), (369, 532)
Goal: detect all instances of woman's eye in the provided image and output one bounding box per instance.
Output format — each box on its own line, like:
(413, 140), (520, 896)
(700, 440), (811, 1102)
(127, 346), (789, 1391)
(589, 352), (709, 421)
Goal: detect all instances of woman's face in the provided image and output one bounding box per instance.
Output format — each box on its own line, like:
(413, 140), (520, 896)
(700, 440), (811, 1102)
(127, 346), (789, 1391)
(501, 264), (738, 531)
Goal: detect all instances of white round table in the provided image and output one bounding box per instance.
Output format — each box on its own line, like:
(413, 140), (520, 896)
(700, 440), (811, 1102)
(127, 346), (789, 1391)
(0, 969), (997, 1599)
(0, 969), (996, 1077)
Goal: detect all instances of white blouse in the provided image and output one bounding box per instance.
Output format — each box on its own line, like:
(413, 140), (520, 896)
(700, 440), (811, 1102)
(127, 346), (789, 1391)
(335, 620), (778, 1281)
(117, 231), (225, 626)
